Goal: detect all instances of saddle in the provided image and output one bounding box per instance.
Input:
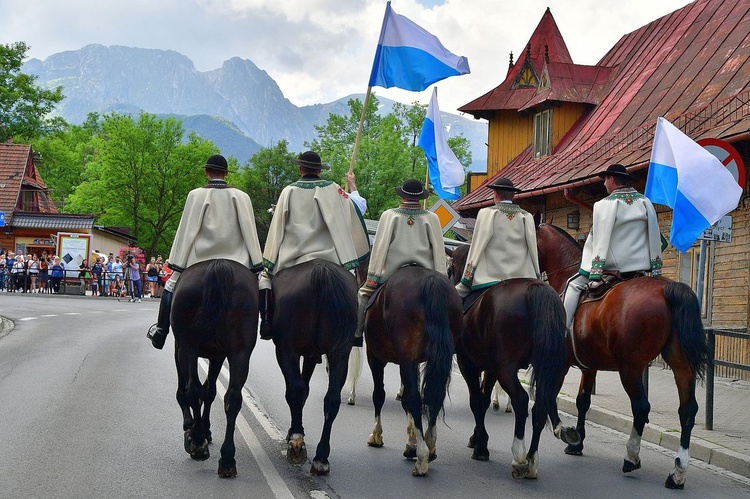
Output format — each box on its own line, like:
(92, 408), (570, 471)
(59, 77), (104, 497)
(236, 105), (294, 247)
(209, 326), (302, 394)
(462, 287), (491, 314)
(365, 263), (421, 311)
(580, 270), (646, 304)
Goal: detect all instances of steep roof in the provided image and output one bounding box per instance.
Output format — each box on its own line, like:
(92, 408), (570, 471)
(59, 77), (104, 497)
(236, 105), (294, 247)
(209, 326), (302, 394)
(0, 142), (60, 226)
(455, 0), (750, 211)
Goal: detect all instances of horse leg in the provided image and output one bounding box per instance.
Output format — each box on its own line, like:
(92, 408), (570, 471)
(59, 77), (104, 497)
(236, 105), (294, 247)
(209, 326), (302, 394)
(564, 369), (597, 456)
(345, 346), (362, 405)
(367, 354), (387, 448)
(400, 363), (429, 477)
(175, 347), (193, 432)
(546, 363), (581, 447)
(456, 355), (490, 460)
(497, 368), (530, 479)
(310, 354), (348, 475)
(180, 349), (209, 461)
(276, 350), (308, 465)
(201, 358), (223, 444)
(664, 361), (699, 489)
(217, 352), (250, 478)
(619, 367), (651, 473)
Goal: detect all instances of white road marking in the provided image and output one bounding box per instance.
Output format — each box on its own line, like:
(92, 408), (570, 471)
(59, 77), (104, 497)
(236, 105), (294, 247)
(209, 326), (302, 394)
(41, 314), (58, 317)
(19, 317), (38, 321)
(198, 359), (294, 499)
(64, 312), (80, 315)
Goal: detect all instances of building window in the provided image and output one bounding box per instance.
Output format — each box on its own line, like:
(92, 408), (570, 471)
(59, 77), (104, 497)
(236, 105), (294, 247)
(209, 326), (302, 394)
(21, 191), (37, 211)
(533, 109), (552, 158)
(677, 244), (712, 318)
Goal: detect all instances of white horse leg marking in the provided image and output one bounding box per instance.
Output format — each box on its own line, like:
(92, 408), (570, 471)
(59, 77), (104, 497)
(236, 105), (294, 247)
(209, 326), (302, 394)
(424, 424), (437, 457)
(345, 347), (362, 405)
(510, 436), (529, 479)
(367, 415), (384, 447)
(668, 446), (690, 487)
(412, 429), (430, 476)
(625, 426), (642, 467)
(405, 413), (417, 450)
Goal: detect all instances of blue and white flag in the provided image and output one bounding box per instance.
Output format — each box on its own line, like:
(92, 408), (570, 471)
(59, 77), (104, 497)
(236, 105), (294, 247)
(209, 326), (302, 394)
(419, 88), (465, 200)
(368, 1), (470, 92)
(645, 117), (742, 252)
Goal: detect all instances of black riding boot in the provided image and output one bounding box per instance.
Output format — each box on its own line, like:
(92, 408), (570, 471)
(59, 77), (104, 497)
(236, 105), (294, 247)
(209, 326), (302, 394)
(259, 288), (274, 340)
(146, 289), (173, 350)
(354, 293), (367, 347)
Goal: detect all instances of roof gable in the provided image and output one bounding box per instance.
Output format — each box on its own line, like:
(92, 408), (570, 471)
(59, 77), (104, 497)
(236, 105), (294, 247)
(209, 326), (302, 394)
(0, 142), (58, 225)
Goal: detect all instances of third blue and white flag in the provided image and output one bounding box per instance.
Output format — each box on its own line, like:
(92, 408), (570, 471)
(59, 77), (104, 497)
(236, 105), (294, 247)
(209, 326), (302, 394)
(645, 117), (742, 252)
(419, 88), (465, 200)
(369, 1), (470, 92)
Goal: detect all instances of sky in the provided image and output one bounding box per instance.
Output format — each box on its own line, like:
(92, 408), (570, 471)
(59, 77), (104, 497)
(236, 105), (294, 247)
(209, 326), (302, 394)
(1, 0), (693, 115)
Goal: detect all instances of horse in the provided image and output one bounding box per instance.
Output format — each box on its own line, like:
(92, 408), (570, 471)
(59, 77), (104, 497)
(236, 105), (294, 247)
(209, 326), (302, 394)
(449, 245), (579, 479)
(271, 258), (358, 475)
(536, 223), (709, 489)
(171, 259), (259, 478)
(364, 265), (462, 477)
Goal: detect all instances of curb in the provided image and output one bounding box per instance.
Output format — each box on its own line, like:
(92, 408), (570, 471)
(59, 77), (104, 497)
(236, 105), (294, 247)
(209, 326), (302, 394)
(557, 394), (750, 479)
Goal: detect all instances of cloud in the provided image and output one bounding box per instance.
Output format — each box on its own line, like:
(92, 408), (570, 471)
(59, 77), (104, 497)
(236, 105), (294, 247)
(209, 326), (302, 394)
(0, 0), (692, 113)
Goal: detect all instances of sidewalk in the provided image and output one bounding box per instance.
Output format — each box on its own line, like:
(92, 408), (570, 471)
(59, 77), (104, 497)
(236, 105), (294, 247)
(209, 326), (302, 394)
(546, 364), (750, 479)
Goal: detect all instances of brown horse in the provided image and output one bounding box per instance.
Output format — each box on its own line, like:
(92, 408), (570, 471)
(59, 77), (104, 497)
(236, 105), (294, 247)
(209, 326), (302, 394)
(364, 265), (462, 477)
(536, 223), (709, 489)
(171, 259), (258, 478)
(270, 258), (358, 475)
(449, 245), (579, 479)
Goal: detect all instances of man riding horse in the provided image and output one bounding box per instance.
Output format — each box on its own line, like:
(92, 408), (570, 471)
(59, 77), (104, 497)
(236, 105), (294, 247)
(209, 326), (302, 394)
(454, 177), (540, 300)
(356, 179), (447, 345)
(146, 154), (264, 349)
(258, 150), (370, 340)
(562, 164), (663, 329)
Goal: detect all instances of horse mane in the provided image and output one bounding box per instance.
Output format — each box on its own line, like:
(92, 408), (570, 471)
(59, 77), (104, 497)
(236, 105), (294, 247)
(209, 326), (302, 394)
(538, 222), (579, 246)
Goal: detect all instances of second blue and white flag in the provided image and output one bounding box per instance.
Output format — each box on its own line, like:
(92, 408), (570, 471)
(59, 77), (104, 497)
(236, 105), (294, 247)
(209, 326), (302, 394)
(419, 88), (465, 200)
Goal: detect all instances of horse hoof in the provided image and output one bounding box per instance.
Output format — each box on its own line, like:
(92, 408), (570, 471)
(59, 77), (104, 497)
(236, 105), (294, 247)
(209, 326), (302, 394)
(347, 398), (355, 406)
(492, 402), (500, 412)
(560, 427), (581, 446)
(310, 459), (330, 476)
(471, 448), (489, 461)
(217, 461), (237, 478)
(395, 393), (402, 401)
(190, 441), (210, 461)
(564, 443), (583, 456)
(367, 434), (384, 447)
(428, 452), (437, 462)
(665, 473), (685, 489)
(467, 435), (476, 448)
(622, 459), (641, 473)
(403, 446), (417, 460)
(287, 434), (307, 465)
(511, 463), (529, 479)
(412, 466), (429, 477)
(184, 430), (193, 454)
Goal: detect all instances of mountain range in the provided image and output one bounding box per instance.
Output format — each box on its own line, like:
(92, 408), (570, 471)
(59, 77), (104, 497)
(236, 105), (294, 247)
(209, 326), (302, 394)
(22, 44), (487, 170)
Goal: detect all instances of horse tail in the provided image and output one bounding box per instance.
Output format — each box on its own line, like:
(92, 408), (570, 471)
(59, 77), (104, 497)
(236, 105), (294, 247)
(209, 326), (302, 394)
(420, 273), (456, 423)
(311, 262), (356, 352)
(201, 259), (235, 330)
(664, 281), (709, 380)
(526, 280), (567, 420)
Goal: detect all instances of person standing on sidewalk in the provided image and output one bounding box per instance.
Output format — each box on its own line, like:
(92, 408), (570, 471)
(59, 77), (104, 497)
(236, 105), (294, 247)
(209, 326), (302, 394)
(125, 255), (142, 302)
(146, 153), (263, 350)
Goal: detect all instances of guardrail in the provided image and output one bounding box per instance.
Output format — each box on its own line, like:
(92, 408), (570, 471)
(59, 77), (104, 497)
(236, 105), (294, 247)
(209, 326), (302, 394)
(705, 327), (750, 430)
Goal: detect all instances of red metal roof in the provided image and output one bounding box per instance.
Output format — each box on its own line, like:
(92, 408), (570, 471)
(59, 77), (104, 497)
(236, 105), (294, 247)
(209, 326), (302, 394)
(455, 0), (750, 212)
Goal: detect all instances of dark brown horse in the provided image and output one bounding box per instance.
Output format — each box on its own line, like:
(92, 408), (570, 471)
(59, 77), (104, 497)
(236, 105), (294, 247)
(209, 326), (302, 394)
(271, 258), (358, 475)
(536, 223), (709, 489)
(171, 259), (259, 478)
(449, 245), (579, 479)
(364, 265), (462, 476)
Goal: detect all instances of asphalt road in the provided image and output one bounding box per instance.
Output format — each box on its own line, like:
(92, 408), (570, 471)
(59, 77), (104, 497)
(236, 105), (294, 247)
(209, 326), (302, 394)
(0, 292), (748, 498)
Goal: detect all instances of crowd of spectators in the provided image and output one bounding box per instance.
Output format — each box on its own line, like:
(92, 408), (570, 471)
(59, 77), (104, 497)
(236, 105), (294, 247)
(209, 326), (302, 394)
(0, 249), (168, 299)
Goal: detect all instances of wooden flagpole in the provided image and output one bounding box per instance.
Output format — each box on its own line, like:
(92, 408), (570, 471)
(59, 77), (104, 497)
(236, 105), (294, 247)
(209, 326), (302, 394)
(348, 86), (373, 174)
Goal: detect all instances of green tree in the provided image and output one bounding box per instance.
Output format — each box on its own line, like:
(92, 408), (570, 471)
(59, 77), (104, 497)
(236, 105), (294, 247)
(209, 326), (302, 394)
(65, 112), (217, 257)
(0, 42), (65, 142)
(232, 140), (298, 244)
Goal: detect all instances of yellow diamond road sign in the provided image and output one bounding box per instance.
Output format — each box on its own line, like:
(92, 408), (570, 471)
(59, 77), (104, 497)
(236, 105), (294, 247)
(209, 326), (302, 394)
(430, 199), (460, 235)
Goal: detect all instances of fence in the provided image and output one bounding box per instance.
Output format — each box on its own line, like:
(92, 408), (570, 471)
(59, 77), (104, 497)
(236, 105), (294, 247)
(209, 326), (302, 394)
(705, 327), (750, 430)
(2, 268), (155, 299)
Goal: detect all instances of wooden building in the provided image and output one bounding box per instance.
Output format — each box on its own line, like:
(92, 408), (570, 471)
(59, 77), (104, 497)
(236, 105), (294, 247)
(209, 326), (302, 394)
(455, 0), (750, 378)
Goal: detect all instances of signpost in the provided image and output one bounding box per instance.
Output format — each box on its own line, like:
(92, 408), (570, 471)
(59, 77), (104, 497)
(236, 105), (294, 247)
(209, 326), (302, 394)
(0, 211), (5, 227)
(429, 199), (461, 234)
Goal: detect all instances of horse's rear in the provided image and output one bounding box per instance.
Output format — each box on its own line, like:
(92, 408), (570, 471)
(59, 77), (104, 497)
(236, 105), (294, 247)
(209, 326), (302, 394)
(271, 259), (358, 475)
(171, 259), (258, 478)
(365, 266), (461, 477)
(456, 278), (574, 479)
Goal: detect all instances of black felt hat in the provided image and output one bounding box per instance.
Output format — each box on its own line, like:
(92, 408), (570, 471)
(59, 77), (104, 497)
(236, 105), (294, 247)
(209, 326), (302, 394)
(597, 164), (634, 181)
(204, 154), (229, 172)
(291, 150), (330, 170)
(487, 177), (522, 192)
(395, 179), (429, 200)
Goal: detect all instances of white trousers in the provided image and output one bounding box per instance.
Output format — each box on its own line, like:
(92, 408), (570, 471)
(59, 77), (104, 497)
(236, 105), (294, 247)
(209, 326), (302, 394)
(563, 274), (589, 329)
